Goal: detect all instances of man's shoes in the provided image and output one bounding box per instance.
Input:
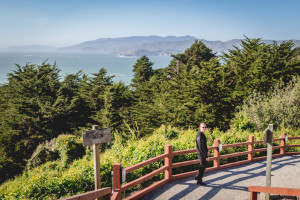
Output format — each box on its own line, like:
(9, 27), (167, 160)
(197, 181), (207, 185)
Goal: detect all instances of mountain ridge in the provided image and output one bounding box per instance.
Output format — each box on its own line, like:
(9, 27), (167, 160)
(2, 36), (300, 56)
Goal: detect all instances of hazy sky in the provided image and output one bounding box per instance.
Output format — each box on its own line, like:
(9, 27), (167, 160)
(0, 0), (299, 48)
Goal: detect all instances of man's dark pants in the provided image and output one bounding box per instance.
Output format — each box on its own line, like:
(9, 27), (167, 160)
(195, 159), (206, 182)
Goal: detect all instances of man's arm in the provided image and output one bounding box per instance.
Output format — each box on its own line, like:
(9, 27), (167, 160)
(201, 134), (209, 158)
(197, 134), (207, 158)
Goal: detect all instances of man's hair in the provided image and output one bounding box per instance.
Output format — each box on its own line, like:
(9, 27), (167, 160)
(199, 122), (206, 129)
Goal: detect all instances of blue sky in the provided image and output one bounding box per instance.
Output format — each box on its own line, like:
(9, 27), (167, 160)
(0, 0), (299, 48)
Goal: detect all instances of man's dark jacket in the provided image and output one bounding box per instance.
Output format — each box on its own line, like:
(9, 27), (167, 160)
(196, 131), (208, 166)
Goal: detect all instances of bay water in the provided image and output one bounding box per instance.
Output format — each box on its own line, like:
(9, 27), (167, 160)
(0, 52), (173, 85)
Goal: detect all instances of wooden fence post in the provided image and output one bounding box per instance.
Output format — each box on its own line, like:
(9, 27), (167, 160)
(214, 139), (220, 169)
(250, 191), (258, 200)
(113, 163), (121, 200)
(265, 124), (273, 200)
(92, 125), (101, 194)
(248, 135), (254, 161)
(280, 133), (286, 155)
(164, 145), (172, 182)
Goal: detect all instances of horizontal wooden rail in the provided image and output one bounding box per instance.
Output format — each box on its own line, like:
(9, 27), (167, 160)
(121, 166), (168, 192)
(253, 148), (267, 153)
(254, 140), (264, 144)
(207, 156), (217, 162)
(286, 144), (300, 148)
(286, 152), (300, 155)
(288, 136), (300, 140)
(172, 146), (216, 156)
(125, 153), (167, 174)
(208, 146), (217, 150)
(172, 155), (217, 169)
(253, 145), (285, 153)
(60, 187), (111, 200)
(172, 159), (199, 168)
(273, 138), (284, 142)
(222, 141), (251, 149)
(249, 186), (300, 200)
(171, 169), (198, 181)
(220, 151), (251, 159)
(172, 149), (196, 156)
(272, 146), (282, 150)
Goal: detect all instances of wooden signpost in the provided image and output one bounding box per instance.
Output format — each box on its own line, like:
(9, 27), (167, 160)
(82, 125), (111, 199)
(264, 124), (273, 200)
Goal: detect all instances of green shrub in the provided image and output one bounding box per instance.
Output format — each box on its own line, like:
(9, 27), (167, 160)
(55, 134), (86, 167)
(158, 125), (179, 139)
(235, 76), (300, 130)
(231, 113), (255, 132)
(27, 140), (59, 170)
(27, 134), (86, 170)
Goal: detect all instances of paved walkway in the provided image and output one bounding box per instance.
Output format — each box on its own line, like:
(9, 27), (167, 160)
(142, 154), (300, 200)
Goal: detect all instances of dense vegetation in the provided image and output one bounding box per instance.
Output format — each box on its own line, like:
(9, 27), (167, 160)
(1, 127), (299, 199)
(0, 37), (299, 198)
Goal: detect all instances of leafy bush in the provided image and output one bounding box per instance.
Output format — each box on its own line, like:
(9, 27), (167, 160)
(27, 134), (85, 170)
(231, 113), (255, 132)
(150, 125), (182, 140)
(161, 125), (179, 139)
(27, 140), (59, 170)
(233, 76), (300, 131)
(55, 134), (86, 166)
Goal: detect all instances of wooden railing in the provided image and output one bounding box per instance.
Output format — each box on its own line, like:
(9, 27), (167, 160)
(111, 133), (300, 200)
(248, 186), (300, 200)
(60, 187), (111, 200)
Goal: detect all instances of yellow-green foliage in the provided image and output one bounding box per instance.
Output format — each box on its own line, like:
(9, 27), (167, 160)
(235, 76), (300, 130)
(55, 134), (86, 166)
(27, 134), (85, 170)
(0, 126), (299, 199)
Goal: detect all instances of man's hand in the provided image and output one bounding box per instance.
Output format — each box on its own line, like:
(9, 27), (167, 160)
(207, 152), (210, 157)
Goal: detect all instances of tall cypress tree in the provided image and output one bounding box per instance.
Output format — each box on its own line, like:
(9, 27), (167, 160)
(0, 62), (61, 182)
(131, 56), (153, 89)
(223, 37), (300, 106)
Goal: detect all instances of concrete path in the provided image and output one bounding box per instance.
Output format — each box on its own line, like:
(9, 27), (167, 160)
(142, 155), (300, 200)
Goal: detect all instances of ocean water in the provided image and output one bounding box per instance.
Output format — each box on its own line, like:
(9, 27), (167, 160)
(0, 52), (173, 85)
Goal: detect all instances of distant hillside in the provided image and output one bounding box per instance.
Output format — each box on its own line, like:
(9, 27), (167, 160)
(58, 35), (239, 55)
(58, 35), (198, 55)
(2, 36), (300, 56)
(58, 36), (300, 56)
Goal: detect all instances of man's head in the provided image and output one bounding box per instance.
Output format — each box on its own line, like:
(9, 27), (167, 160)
(199, 123), (207, 133)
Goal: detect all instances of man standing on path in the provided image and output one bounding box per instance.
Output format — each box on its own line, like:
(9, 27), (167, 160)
(195, 122), (209, 185)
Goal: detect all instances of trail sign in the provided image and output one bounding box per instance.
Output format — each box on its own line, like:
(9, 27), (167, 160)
(82, 127), (111, 146)
(82, 125), (111, 200)
(264, 129), (273, 144)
